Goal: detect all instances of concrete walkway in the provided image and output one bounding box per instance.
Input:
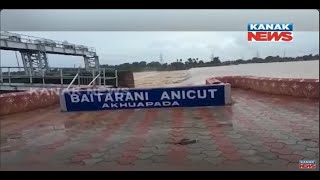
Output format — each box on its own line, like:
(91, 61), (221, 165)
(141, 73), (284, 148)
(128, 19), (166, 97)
(0, 89), (318, 171)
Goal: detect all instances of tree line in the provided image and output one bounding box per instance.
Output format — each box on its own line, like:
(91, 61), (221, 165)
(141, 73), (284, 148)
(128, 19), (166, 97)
(100, 54), (319, 72)
(1, 54), (318, 76)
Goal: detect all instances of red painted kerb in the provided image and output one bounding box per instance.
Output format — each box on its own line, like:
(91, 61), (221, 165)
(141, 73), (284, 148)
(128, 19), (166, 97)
(0, 76), (318, 116)
(206, 76), (319, 99)
(0, 88), (60, 116)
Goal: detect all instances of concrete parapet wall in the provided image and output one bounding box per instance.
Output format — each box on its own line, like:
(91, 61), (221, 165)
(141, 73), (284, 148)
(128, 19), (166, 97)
(206, 76), (319, 99)
(0, 88), (60, 116)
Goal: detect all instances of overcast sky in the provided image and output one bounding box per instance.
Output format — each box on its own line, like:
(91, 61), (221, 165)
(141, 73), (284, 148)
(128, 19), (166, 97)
(1, 31), (319, 67)
(0, 10), (319, 67)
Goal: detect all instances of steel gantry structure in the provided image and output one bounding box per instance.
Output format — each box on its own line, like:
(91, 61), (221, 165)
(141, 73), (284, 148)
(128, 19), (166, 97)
(0, 31), (100, 75)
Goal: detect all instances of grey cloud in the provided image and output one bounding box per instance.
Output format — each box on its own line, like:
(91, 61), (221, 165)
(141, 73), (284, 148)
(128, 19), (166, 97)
(0, 31), (318, 67)
(1, 10), (318, 31)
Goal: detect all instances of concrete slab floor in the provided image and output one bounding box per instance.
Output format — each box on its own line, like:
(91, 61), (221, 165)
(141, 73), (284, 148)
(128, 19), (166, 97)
(0, 89), (318, 171)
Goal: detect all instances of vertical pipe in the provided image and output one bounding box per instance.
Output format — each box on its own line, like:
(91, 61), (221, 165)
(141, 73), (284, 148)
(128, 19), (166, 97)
(92, 69), (95, 86)
(0, 67), (2, 90)
(98, 68), (101, 86)
(115, 69), (118, 87)
(103, 68), (106, 88)
(42, 70), (45, 86)
(0, 66), (3, 85)
(60, 68), (63, 88)
(29, 67), (33, 84)
(78, 67), (80, 87)
(8, 68), (11, 86)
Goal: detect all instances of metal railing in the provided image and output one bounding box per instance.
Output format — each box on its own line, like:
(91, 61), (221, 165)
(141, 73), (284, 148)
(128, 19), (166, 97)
(88, 73), (101, 87)
(67, 73), (79, 89)
(0, 66), (118, 91)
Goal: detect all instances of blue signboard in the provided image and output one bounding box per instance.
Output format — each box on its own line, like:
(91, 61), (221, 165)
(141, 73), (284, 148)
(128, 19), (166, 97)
(60, 84), (230, 112)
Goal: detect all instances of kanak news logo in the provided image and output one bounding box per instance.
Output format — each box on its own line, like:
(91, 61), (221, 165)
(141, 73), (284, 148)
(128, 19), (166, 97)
(299, 160), (316, 169)
(247, 23), (293, 42)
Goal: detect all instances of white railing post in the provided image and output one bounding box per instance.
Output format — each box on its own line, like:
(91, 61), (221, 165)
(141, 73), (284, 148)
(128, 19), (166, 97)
(67, 73), (79, 89)
(8, 67), (11, 86)
(60, 69), (63, 87)
(115, 69), (118, 87)
(29, 67), (33, 84)
(88, 74), (100, 87)
(103, 68), (106, 87)
(77, 67), (80, 87)
(92, 69), (95, 86)
(42, 70), (45, 86)
(0, 67), (2, 90)
(98, 68), (101, 86)
(0, 67), (3, 83)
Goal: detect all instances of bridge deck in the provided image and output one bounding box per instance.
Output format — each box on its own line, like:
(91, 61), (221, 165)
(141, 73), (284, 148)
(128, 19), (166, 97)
(0, 89), (319, 171)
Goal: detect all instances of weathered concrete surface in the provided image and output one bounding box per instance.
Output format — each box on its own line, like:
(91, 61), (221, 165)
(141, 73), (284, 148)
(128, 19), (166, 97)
(0, 89), (318, 171)
(0, 88), (60, 116)
(206, 76), (319, 99)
